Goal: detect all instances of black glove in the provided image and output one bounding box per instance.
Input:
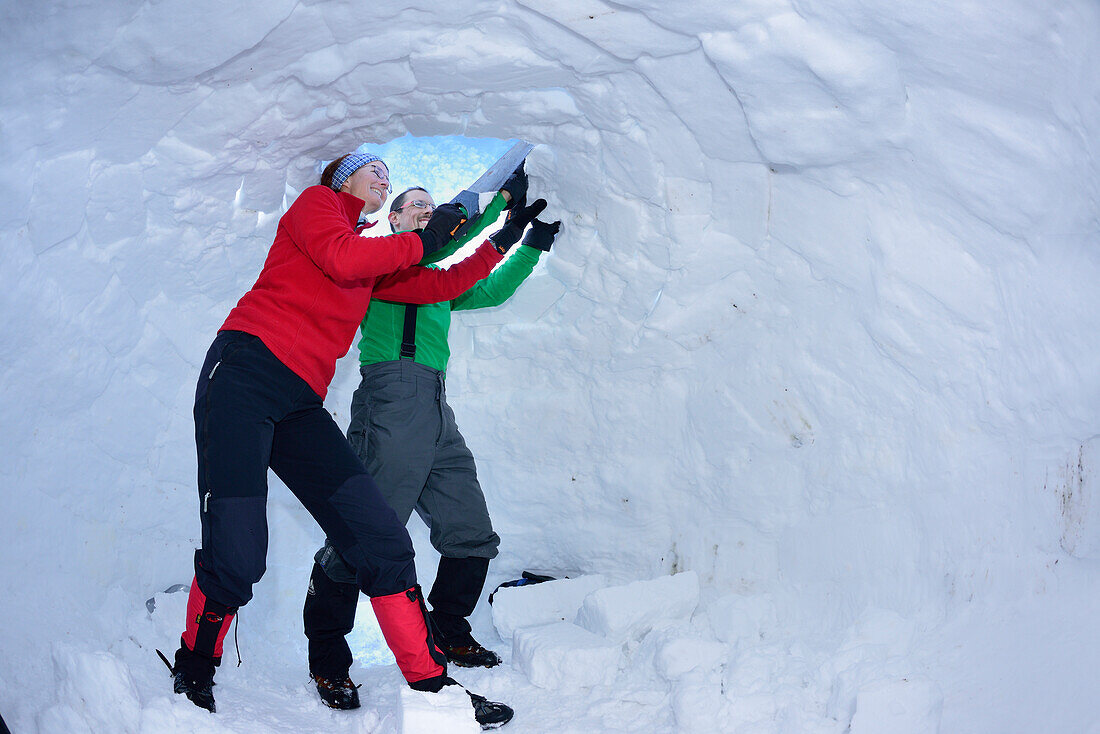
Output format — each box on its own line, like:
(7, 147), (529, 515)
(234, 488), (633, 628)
(500, 163), (528, 210)
(489, 199), (546, 254)
(521, 218), (561, 252)
(416, 202), (466, 257)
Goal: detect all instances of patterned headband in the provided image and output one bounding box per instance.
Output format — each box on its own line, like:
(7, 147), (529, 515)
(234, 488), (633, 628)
(330, 153), (385, 192)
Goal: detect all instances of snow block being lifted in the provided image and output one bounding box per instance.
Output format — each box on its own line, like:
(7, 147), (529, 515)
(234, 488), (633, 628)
(513, 622), (622, 689)
(491, 574), (607, 642)
(399, 685), (480, 734)
(575, 571), (700, 642)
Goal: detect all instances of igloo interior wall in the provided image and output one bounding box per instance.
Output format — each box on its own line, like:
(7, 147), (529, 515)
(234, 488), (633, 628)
(2, 1), (1099, 732)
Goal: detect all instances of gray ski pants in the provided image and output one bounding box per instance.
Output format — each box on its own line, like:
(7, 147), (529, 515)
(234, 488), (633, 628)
(346, 360), (500, 562)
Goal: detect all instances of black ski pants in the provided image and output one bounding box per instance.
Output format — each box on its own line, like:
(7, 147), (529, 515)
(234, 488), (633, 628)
(304, 553), (489, 677)
(192, 331), (417, 608)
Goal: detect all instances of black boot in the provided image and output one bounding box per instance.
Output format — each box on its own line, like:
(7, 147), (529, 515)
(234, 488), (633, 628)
(468, 689), (514, 729)
(428, 556), (501, 668)
(171, 581), (235, 713)
(172, 644), (216, 713)
(311, 673), (361, 710)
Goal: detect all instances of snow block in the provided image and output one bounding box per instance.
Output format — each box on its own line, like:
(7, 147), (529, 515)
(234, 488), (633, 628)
(655, 635), (728, 681)
(575, 571), (700, 642)
(491, 574), (607, 642)
(512, 622), (622, 689)
(706, 592), (777, 645)
(848, 679), (942, 734)
(53, 646), (141, 733)
(399, 685), (480, 734)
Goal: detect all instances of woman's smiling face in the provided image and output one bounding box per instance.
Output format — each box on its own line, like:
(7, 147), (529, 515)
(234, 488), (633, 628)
(342, 162), (391, 213)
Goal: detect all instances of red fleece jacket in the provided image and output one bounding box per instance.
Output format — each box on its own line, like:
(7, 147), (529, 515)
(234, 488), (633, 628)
(220, 185), (502, 398)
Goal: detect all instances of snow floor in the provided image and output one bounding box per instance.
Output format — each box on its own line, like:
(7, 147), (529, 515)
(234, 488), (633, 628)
(35, 556), (1100, 734)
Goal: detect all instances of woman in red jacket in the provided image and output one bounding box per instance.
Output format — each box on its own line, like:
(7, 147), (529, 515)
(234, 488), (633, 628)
(169, 152), (540, 726)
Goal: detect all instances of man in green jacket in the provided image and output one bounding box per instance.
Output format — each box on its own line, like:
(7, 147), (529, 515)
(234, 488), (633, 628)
(303, 169), (561, 709)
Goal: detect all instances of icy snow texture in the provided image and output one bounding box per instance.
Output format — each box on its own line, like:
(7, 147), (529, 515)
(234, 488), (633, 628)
(2, 1), (1100, 733)
(1058, 435), (1100, 559)
(847, 678), (943, 734)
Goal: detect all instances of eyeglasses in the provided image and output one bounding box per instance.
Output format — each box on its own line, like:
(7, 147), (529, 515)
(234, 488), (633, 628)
(364, 164), (392, 193)
(394, 199), (435, 213)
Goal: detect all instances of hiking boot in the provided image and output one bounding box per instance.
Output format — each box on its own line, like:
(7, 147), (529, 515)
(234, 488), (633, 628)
(468, 689), (514, 729)
(171, 579), (236, 713)
(428, 556), (498, 669)
(440, 635), (502, 669)
(172, 646), (216, 713)
(173, 668), (216, 712)
(311, 674), (361, 710)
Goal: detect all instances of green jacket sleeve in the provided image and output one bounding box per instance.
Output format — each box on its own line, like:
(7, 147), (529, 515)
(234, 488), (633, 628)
(418, 192), (509, 265)
(451, 245), (543, 311)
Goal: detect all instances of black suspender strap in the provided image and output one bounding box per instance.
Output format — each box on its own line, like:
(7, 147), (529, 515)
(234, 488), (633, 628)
(399, 304), (418, 360)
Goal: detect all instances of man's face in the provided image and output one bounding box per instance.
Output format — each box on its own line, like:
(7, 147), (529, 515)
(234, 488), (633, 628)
(388, 190), (436, 233)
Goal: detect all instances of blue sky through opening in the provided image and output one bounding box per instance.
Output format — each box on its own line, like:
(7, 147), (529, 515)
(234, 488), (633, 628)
(355, 134), (516, 223)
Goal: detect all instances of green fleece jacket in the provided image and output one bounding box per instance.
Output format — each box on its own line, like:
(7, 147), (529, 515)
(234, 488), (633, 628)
(356, 192), (544, 374)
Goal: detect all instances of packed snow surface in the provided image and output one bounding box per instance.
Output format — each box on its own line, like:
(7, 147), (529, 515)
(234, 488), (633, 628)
(2, 0), (1099, 732)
